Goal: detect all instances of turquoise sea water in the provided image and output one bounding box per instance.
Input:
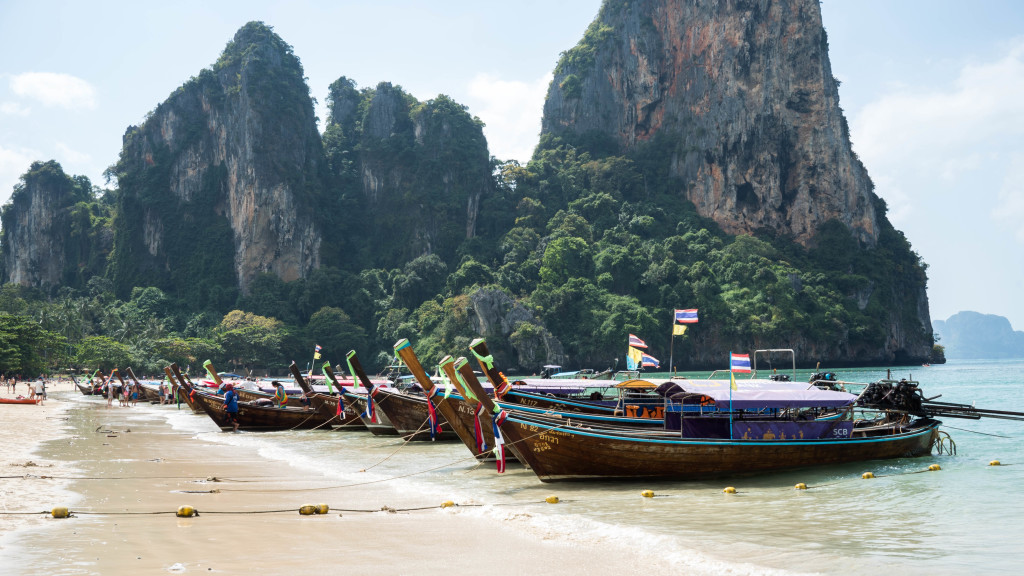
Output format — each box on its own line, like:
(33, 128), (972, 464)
(49, 360), (1024, 574)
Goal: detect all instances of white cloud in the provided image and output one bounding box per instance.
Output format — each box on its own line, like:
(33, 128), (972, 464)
(0, 101), (30, 116)
(466, 72), (552, 164)
(0, 145), (41, 206)
(993, 152), (1024, 243)
(55, 142), (92, 166)
(850, 40), (1024, 225)
(10, 72), (97, 110)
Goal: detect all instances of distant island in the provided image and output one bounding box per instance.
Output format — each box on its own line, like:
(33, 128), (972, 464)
(933, 312), (1024, 359)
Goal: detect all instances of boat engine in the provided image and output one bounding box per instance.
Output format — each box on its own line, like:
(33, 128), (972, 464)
(856, 380), (926, 415)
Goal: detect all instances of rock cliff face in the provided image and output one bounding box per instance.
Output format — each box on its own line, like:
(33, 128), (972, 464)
(0, 161), (109, 289)
(543, 0), (878, 247)
(467, 288), (567, 369)
(109, 22), (323, 301)
(323, 80), (491, 270)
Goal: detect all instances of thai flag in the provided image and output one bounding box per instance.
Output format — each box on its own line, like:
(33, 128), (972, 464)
(730, 353), (752, 373)
(640, 353), (660, 368)
(628, 334), (648, 348)
(314, 344), (322, 352)
(675, 309), (699, 323)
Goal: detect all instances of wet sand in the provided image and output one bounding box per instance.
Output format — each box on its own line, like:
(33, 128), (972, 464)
(0, 387), (683, 575)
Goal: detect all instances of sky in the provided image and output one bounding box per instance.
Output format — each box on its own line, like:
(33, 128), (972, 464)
(2, 0), (1023, 330)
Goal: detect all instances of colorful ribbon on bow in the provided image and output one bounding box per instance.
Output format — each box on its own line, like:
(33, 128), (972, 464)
(426, 387), (443, 440)
(492, 406), (508, 473)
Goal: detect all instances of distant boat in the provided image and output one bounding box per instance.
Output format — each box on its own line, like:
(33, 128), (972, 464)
(0, 397), (38, 405)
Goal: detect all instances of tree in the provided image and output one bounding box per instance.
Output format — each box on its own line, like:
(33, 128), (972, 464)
(74, 335), (132, 372)
(216, 310), (284, 372)
(306, 307), (368, 363)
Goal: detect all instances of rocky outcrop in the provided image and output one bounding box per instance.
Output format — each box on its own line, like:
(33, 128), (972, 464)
(0, 161), (108, 289)
(324, 81), (491, 270)
(934, 312), (1024, 359)
(468, 288), (566, 370)
(543, 0), (878, 247)
(110, 22), (323, 298)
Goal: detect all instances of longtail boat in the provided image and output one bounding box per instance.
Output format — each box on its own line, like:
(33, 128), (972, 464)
(235, 387), (307, 408)
(288, 361), (367, 429)
(126, 368), (161, 402)
(342, 351), (400, 435)
(74, 381), (101, 395)
(341, 351), (452, 441)
(320, 365), (368, 429)
(71, 373), (101, 396)
(190, 388), (335, 432)
(168, 364), (204, 414)
(393, 339), (503, 454)
(464, 338), (941, 482)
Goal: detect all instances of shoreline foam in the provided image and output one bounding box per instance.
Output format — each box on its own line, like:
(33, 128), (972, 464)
(0, 389), (729, 575)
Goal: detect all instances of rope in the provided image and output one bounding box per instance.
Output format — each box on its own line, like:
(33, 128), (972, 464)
(0, 500), (560, 517)
(940, 425), (1013, 438)
(359, 414), (433, 473)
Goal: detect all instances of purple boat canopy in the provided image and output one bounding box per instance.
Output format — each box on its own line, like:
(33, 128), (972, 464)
(673, 379), (856, 409)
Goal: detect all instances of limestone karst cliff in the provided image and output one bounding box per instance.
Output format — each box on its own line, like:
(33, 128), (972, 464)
(322, 78), (493, 270)
(538, 0), (932, 364)
(107, 21), (324, 304)
(0, 161), (111, 290)
(543, 0), (878, 248)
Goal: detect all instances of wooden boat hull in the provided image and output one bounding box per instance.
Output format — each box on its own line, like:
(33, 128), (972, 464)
(308, 393), (366, 429)
(369, 389), (455, 441)
(192, 390), (336, 432)
(345, 392), (399, 435)
(235, 387), (306, 408)
(500, 413), (941, 482)
(75, 383), (101, 396)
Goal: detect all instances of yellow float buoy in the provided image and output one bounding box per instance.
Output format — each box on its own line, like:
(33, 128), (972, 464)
(641, 490), (655, 498)
(722, 486), (736, 494)
(315, 504), (330, 514)
(928, 464), (941, 471)
(440, 500), (455, 508)
(299, 505), (318, 516)
(795, 483), (807, 490)
(51, 507), (70, 518)
(862, 472), (875, 479)
(176, 505), (197, 518)
(545, 495), (560, 504)
(990, 460), (1001, 466)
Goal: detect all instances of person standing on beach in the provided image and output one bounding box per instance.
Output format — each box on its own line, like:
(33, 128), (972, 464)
(158, 380), (168, 405)
(105, 376), (115, 408)
(223, 383), (240, 432)
(33, 380), (45, 405)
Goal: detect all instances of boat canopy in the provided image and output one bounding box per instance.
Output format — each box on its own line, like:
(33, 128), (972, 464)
(667, 379), (856, 409)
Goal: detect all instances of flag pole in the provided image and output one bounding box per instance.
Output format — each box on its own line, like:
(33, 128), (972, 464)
(669, 310), (675, 376)
(729, 351), (734, 440)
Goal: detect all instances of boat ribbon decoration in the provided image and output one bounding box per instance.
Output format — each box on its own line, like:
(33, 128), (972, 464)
(452, 359), (477, 401)
(473, 403), (488, 454)
(202, 360), (220, 386)
(470, 348), (494, 370)
(491, 405), (508, 473)
(321, 362), (335, 394)
(364, 388), (378, 424)
(426, 387), (443, 440)
(344, 355), (360, 391)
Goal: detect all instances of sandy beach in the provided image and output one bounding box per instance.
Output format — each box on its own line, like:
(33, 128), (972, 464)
(0, 386), (691, 576)
(0, 380), (75, 546)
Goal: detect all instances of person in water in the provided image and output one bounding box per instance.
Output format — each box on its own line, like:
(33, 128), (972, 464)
(223, 383), (240, 432)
